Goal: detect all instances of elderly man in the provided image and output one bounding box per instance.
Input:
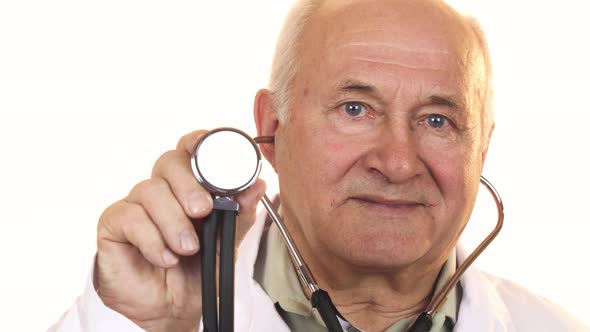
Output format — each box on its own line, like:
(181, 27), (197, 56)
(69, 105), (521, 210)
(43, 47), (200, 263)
(51, 0), (587, 331)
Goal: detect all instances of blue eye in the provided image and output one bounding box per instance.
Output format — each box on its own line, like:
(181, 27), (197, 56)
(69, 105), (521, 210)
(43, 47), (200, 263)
(343, 102), (366, 117)
(427, 114), (447, 128)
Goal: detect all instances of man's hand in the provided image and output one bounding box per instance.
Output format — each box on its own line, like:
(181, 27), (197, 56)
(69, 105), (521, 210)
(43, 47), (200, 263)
(95, 130), (266, 332)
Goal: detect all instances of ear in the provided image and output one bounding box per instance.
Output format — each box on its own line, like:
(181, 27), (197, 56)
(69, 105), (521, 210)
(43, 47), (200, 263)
(480, 123), (495, 170)
(254, 89), (280, 170)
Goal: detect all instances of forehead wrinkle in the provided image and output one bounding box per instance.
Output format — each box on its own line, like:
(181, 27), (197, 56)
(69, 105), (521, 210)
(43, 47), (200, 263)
(333, 37), (455, 72)
(329, 28), (454, 55)
(350, 56), (448, 72)
(342, 41), (451, 55)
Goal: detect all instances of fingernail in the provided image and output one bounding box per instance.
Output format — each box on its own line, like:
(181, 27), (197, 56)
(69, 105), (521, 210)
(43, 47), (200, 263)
(180, 230), (199, 252)
(161, 249), (178, 266)
(187, 191), (213, 216)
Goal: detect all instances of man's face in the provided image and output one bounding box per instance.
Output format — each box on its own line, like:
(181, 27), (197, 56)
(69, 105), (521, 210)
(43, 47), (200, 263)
(274, 0), (487, 272)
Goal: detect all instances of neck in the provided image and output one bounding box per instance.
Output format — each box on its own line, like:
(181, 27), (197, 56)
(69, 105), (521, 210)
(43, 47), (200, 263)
(308, 256), (444, 331)
(328, 273), (437, 331)
(286, 225), (448, 332)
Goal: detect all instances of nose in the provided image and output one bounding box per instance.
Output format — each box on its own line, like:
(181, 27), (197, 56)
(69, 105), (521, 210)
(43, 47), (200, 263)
(362, 122), (424, 183)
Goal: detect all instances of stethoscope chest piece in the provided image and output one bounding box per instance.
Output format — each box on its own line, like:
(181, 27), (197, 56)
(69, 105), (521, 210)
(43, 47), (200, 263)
(192, 127), (262, 197)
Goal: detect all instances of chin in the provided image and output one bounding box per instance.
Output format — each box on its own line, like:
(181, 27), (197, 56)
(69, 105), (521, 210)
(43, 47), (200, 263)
(321, 223), (434, 271)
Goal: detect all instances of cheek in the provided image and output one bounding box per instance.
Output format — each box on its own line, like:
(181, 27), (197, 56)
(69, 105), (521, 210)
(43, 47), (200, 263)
(318, 135), (364, 179)
(276, 114), (371, 235)
(291, 116), (366, 185)
(420, 136), (481, 223)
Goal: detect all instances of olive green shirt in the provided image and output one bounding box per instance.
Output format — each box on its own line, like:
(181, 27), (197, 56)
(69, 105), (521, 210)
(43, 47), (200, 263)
(254, 223), (461, 332)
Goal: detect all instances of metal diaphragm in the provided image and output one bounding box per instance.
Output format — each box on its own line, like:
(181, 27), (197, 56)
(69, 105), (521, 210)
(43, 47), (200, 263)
(191, 127), (262, 197)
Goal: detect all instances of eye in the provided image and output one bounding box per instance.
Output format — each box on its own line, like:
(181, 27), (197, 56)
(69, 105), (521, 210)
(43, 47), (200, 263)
(426, 114), (448, 129)
(342, 102), (368, 118)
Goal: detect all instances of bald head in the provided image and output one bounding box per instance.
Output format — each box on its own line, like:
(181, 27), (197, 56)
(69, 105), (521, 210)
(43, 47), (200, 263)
(269, 0), (493, 141)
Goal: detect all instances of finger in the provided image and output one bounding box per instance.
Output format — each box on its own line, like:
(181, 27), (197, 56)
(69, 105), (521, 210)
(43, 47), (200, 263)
(234, 179), (267, 242)
(127, 178), (200, 256)
(152, 149), (213, 219)
(98, 200), (179, 268)
(177, 129), (209, 155)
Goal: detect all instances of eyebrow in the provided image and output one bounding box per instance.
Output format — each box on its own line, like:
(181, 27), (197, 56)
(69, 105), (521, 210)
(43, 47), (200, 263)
(333, 79), (386, 108)
(429, 95), (459, 109)
(337, 79), (379, 95)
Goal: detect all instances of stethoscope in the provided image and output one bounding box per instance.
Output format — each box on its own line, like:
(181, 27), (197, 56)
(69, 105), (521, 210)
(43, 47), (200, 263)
(191, 127), (504, 332)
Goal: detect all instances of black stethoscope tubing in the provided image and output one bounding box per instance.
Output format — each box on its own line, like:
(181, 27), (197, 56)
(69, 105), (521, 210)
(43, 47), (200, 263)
(200, 200), (239, 332)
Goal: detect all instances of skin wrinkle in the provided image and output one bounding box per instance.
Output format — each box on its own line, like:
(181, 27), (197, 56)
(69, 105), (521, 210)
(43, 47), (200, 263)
(351, 57), (448, 71)
(334, 37), (454, 71)
(344, 41), (451, 55)
(337, 298), (426, 317)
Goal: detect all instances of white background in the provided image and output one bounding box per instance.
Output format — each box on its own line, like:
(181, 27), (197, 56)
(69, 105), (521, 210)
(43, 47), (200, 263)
(1, 1), (589, 330)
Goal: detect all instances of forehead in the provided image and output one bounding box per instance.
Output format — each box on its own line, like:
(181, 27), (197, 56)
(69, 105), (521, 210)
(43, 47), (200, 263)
(311, 0), (470, 54)
(299, 0), (476, 93)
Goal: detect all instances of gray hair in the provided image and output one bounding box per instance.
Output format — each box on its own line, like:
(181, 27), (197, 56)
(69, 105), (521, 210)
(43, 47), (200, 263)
(268, 0), (495, 141)
(465, 16), (495, 142)
(268, 0), (323, 124)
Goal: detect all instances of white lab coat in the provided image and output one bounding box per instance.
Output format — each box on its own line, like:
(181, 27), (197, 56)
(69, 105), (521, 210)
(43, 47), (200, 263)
(50, 210), (588, 332)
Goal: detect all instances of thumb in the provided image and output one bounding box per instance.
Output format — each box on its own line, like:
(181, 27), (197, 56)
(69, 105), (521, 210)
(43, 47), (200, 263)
(234, 179), (267, 243)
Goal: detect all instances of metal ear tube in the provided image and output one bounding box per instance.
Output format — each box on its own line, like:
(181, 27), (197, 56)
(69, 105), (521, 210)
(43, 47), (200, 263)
(260, 194), (344, 332)
(405, 176), (504, 332)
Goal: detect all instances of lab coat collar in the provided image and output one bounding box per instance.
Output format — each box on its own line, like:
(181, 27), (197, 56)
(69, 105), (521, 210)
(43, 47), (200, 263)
(233, 205), (289, 331)
(454, 244), (516, 332)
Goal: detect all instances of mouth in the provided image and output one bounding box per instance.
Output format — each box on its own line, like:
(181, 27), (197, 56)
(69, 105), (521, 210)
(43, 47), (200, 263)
(349, 195), (425, 216)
